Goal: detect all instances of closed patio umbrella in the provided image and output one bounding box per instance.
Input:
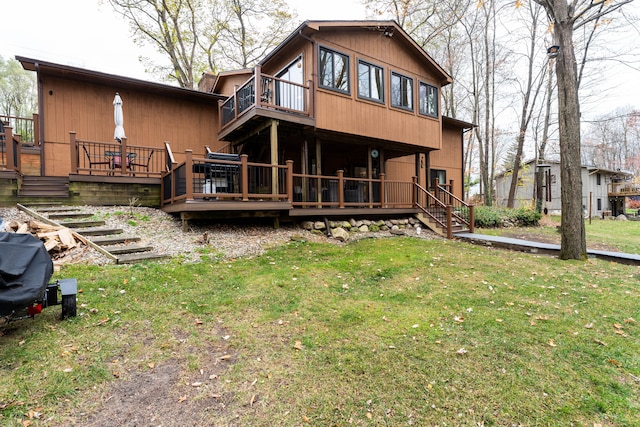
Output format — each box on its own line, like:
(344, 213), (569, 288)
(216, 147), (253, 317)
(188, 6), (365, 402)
(113, 92), (126, 142)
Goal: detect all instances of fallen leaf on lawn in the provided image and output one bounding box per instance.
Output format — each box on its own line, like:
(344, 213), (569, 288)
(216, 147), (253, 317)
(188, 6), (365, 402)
(112, 371), (120, 378)
(584, 323), (594, 329)
(456, 348), (468, 355)
(302, 415), (310, 423)
(195, 319), (203, 325)
(613, 323), (623, 330)
(608, 358), (622, 367)
(548, 339), (557, 347)
(453, 316), (464, 323)
(624, 317), (636, 323)
(593, 338), (607, 346)
(22, 421), (31, 427)
(293, 341), (303, 350)
(366, 412), (373, 419)
(148, 362), (155, 369)
(495, 318), (503, 323)
(614, 330), (627, 337)
(63, 368), (73, 373)
(220, 354), (232, 360)
(412, 324), (419, 328)
(191, 382), (203, 387)
(529, 320), (537, 326)
(178, 395), (187, 403)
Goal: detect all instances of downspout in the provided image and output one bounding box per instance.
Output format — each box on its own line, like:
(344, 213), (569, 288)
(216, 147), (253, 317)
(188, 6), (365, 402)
(35, 62), (45, 176)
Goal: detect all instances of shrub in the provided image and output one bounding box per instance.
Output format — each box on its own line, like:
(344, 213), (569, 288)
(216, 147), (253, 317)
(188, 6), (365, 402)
(474, 206), (541, 228)
(473, 206), (503, 228)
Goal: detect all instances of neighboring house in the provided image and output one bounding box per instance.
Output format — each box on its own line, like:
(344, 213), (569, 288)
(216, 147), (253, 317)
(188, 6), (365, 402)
(2, 20), (474, 236)
(495, 159), (636, 217)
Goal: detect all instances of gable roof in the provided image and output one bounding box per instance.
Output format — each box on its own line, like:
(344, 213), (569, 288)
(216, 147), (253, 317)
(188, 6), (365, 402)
(260, 20), (452, 86)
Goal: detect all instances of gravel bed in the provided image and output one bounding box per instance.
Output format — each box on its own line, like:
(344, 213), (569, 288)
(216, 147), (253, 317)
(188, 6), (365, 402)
(0, 205), (437, 265)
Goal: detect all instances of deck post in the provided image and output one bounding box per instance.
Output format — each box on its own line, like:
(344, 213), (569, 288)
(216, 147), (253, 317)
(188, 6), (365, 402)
(241, 154), (249, 201)
(379, 173), (385, 208)
(5, 126), (16, 171)
(270, 120), (279, 197)
(338, 170), (345, 208)
(185, 149), (194, 200)
(255, 65), (262, 108)
(32, 113), (40, 146)
(286, 160), (294, 202)
(69, 131), (78, 174)
(412, 176), (417, 208)
(446, 205), (453, 239)
(469, 205), (475, 233)
(120, 137), (128, 175)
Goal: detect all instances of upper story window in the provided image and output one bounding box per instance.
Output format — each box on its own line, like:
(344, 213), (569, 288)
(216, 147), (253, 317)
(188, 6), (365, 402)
(358, 60), (384, 103)
(319, 47), (350, 93)
(391, 71), (413, 111)
(596, 173), (602, 185)
(419, 82), (438, 117)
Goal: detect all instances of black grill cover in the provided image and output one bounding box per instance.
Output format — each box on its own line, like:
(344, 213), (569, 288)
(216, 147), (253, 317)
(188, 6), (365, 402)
(0, 233), (54, 316)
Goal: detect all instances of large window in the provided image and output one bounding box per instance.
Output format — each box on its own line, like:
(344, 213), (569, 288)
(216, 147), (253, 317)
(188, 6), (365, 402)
(358, 60), (384, 103)
(419, 82), (438, 117)
(391, 71), (413, 111)
(319, 47), (349, 93)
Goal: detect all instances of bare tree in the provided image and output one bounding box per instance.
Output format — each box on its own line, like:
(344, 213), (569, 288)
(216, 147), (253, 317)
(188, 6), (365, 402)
(506, 3), (548, 208)
(533, 0), (634, 260)
(217, 0), (297, 69)
(105, 0), (295, 88)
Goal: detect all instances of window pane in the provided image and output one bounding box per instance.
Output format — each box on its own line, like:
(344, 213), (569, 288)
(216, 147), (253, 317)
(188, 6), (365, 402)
(372, 66), (383, 100)
(334, 53), (348, 91)
(320, 49), (333, 87)
(419, 82), (438, 117)
(392, 72), (412, 109)
(391, 74), (401, 106)
(358, 63), (370, 98)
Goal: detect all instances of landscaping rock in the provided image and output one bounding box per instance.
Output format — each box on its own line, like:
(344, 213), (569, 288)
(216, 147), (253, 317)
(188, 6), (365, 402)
(390, 228), (406, 236)
(331, 227), (350, 242)
(314, 221), (326, 230)
(302, 221), (314, 231)
(358, 225), (369, 232)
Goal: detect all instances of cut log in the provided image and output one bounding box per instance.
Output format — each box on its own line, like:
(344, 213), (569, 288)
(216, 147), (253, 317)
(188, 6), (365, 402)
(57, 228), (77, 249)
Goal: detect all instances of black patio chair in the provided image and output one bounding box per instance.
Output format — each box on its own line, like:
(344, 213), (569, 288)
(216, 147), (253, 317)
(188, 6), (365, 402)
(81, 144), (110, 174)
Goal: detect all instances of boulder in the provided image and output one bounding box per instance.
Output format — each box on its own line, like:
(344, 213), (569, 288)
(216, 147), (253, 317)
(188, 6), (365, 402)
(358, 225), (369, 232)
(301, 221), (314, 231)
(314, 221), (326, 230)
(331, 227), (350, 242)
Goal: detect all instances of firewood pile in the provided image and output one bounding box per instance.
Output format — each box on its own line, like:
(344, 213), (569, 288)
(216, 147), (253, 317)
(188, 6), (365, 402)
(2, 220), (89, 266)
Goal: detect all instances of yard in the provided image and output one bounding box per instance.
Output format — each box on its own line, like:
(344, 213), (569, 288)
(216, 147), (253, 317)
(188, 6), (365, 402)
(1, 221), (638, 426)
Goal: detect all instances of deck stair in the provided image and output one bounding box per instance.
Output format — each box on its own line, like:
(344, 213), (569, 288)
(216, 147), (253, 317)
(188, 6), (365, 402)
(18, 176), (69, 199)
(18, 205), (168, 264)
(415, 212), (467, 237)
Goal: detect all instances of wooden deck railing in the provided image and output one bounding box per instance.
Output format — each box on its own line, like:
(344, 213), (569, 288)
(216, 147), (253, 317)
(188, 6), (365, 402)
(69, 132), (165, 177)
(1, 114), (39, 145)
(608, 181), (640, 196)
(219, 66), (313, 129)
(1, 114), (39, 172)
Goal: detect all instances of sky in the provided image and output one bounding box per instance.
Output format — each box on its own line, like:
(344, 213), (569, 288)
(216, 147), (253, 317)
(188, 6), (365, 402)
(1, 0), (367, 81)
(2, 0), (639, 119)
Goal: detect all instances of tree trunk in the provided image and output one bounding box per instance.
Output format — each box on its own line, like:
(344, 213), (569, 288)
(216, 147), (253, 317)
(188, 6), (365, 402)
(555, 19), (587, 260)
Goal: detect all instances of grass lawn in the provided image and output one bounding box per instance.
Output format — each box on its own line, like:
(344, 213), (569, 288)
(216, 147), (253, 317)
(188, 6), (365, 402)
(1, 236), (639, 426)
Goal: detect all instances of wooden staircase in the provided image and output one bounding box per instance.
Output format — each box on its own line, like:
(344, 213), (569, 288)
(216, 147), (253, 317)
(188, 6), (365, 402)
(19, 176), (69, 199)
(414, 183), (474, 238)
(19, 205), (168, 264)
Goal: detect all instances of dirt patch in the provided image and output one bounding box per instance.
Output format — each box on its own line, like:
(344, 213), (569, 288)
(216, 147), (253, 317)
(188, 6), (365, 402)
(77, 338), (236, 426)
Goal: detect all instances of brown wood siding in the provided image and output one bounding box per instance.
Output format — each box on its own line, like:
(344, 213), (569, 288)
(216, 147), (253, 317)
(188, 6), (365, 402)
(430, 124), (464, 198)
(258, 29), (443, 149)
(41, 75), (220, 175)
(311, 31), (442, 148)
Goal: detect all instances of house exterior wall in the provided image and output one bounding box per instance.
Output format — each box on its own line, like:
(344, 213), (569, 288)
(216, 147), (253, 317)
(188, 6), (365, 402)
(259, 28), (443, 150)
(495, 162), (615, 216)
(39, 74), (220, 176)
(430, 123), (464, 197)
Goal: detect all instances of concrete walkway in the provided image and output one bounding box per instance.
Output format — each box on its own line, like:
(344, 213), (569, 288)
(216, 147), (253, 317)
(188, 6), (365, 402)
(454, 232), (640, 266)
